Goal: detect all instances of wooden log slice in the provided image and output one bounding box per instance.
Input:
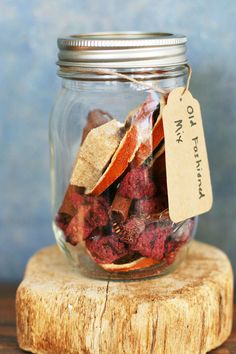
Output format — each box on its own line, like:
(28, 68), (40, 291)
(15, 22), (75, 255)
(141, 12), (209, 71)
(16, 241), (233, 354)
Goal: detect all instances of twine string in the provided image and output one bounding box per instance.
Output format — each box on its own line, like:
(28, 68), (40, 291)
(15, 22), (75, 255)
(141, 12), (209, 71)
(67, 64), (192, 96)
(181, 64), (192, 96)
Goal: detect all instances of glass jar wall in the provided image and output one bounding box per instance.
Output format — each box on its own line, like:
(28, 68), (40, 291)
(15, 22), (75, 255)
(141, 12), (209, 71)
(49, 33), (197, 279)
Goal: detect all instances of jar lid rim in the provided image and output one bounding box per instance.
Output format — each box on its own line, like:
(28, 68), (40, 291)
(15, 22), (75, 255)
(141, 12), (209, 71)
(57, 31), (188, 69)
(58, 32), (187, 49)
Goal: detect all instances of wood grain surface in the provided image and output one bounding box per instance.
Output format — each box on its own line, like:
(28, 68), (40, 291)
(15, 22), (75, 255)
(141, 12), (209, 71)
(13, 241), (234, 354)
(0, 287), (235, 353)
(1, 284), (232, 353)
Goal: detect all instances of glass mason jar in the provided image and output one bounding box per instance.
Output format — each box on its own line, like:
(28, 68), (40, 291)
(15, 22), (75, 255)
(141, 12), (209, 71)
(50, 32), (197, 280)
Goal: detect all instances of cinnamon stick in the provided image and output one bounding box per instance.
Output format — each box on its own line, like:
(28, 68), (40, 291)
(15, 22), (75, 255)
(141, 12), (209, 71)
(111, 192), (132, 223)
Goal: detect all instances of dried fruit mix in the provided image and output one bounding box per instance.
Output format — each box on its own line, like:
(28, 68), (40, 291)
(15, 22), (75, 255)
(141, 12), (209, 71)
(55, 94), (194, 272)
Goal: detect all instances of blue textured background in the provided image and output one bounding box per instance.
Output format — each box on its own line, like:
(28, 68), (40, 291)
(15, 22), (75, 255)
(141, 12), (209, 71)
(0, 0), (235, 281)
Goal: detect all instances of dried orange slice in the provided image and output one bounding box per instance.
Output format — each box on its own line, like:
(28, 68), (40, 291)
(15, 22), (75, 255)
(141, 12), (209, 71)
(91, 123), (139, 196)
(152, 119), (164, 151)
(100, 257), (160, 272)
(70, 119), (123, 193)
(91, 94), (159, 196)
(132, 96), (165, 167)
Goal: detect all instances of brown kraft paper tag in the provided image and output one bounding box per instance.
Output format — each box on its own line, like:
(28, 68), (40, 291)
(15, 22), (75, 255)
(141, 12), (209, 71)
(162, 87), (213, 223)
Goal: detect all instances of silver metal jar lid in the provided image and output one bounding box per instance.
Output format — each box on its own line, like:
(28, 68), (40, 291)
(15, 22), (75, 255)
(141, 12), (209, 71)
(57, 32), (187, 69)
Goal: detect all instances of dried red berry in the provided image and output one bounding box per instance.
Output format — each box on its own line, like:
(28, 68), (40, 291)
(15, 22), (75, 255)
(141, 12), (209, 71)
(120, 217), (146, 245)
(83, 196), (109, 229)
(55, 213), (72, 232)
(165, 239), (177, 254)
(131, 223), (171, 260)
(164, 228), (191, 265)
(118, 167), (157, 199)
(65, 211), (93, 245)
(65, 196), (109, 245)
(86, 234), (128, 264)
(69, 192), (84, 209)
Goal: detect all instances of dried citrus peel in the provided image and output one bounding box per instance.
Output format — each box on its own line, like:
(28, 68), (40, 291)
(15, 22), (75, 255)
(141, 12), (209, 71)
(91, 94), (160, 196)
(70, 119), (123, 193)
(91, 124), (139, 196)
(132, 96), (166, 167)
(99, 256), (161, 272)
